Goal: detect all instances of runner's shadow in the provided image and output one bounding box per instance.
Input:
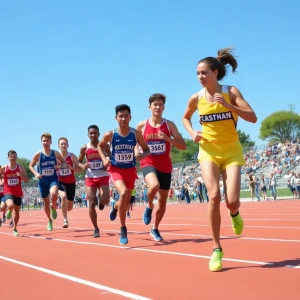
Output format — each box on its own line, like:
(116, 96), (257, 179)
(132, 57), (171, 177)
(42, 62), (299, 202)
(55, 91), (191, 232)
(261, 258), (300, 268)
(221, 258), (300, 271)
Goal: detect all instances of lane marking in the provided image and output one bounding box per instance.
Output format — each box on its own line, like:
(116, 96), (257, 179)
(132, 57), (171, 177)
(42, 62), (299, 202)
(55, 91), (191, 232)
(0, 231), (299, 269)
(0, 255), (151, 300)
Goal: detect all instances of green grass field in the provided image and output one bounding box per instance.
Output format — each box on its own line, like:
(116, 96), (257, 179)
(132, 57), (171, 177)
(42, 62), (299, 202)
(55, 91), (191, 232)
(239, 187), (292, 198)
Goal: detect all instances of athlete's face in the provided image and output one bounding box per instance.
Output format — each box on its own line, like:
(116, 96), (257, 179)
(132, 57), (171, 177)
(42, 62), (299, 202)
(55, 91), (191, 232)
(42, 138), (52, 148)
(58, 139), (69, 151)
(149, 100), (165, 116)
(88, 129), (99, 142)
(197, 62), (218, 87)
(116, 110), (131, 127)
(8, 153), (17, 163)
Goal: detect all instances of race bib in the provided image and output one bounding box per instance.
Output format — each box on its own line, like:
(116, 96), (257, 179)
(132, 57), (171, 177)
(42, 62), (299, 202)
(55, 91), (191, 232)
(42, 168), (55, 176)
(115, 153), (133, 163)
(89, 161), (103, 170)
(59, 168), (72, 176)
(148, 141), (166, 155)
(8, 178), (19, 186)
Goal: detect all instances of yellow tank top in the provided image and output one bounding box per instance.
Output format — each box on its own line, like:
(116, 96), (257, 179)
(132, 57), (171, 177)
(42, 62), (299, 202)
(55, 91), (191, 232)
(131, 189), (136, 196)
(197, 85), (239, 143)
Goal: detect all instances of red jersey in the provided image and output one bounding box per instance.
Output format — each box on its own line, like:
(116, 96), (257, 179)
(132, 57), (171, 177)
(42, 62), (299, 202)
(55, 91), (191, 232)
(58, 153), (76, 184)
(140, 118), (172, 173)
(85, 143), (108, 178)
(3, 164), (23, 197)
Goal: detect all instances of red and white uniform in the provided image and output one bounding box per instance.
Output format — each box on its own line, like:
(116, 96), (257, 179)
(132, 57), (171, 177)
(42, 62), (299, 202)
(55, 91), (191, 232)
(140, 118), (172, 173)
(3, 164), (23, 197)
(58, 153), (76, 184)
(85, 143), (108, 177)
(85, 143), (109, 187)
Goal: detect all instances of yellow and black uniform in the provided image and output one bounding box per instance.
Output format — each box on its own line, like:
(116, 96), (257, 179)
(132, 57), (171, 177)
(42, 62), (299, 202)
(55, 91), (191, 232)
(197, 85), (245, 170)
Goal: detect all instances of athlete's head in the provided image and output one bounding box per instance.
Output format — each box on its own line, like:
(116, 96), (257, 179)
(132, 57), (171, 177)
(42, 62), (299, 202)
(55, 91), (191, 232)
(115, 104), (131, 127)
(58, 137), (69, 151)
(41, 133), (52, 148)
(87, 125), (99, 142)
(148, 93), (166, 116)
(7, 150), (17, 163)
(197, 48), (238, 88)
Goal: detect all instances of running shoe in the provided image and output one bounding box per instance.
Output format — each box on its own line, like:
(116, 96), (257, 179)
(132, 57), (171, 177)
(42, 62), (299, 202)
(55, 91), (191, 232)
(143, 207), (153, 225)
(230, 211), (244, 235)
(120, 226), (128, 245)
(209, 249), (224, 272)
(150, 227), (163, 241)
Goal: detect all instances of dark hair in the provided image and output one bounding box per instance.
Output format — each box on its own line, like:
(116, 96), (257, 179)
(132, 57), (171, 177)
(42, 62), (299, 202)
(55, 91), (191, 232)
(8, 150), (17, 156)
(41, 133), (52, 141)
(149, 93), (166, 105)
(88, 125), (99, 132)
(198, 48), (238, 81)
(115, 104), (131, 115)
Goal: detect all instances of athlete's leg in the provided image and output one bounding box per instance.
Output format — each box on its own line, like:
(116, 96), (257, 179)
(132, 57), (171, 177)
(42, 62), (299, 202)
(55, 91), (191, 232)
(200, 162), (221, 249)
(98, 184), (110, 206)
(42, 196), (51, 219)
(113, 181), (131, 227)
(153, 189), (168, 229)
(143, 172), (160, 209)
(12, 202), (21, 234)
(221, 166), (244, 235)
(49, 184), (58, 208)
(221, 166), (241, 214)
(58, 186), (68, 222)
(86, 186), (99, 231)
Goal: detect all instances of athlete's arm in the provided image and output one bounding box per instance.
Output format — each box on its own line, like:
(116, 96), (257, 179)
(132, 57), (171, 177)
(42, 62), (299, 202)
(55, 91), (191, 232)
(135, 121), (146, 133)
(97, 131), (113, 167)
(78, 144), (89, 170)
(166, 121), (186, 150)
(29, 152), (42, 179)
(135, 130), (150, 161)
(215, 86), (257, 123)
(70, 153), (86, 172)
(229, 86), (257, 123)
(182, 93), (203, 143)
(18, 165), (30, 183)
(54, 151), (66, 170)
(0, 165), (5, 175)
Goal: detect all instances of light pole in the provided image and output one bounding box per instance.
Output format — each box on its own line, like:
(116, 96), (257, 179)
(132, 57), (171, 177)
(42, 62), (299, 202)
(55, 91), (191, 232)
(289, 104), (295, 141)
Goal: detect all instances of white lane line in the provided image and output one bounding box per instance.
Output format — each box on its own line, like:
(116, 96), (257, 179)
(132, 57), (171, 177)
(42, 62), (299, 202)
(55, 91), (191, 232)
(26, 224), (300, 243)
(0, 255), (151, 300)
(0, 231), (299, 269)
(21, 218), (300, 229)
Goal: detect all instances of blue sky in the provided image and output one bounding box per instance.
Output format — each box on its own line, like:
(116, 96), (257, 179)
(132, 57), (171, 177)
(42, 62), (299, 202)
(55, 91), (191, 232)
(0, 0), (299, 165)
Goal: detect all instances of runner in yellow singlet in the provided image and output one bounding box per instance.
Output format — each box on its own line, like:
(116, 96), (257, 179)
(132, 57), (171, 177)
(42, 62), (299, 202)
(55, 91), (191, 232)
(182, 48), (257, 272)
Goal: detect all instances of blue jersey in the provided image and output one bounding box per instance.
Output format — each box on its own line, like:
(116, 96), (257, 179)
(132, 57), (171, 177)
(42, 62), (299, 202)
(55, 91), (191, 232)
(37, 150), (58, 182)
(110, 128), (137, 169)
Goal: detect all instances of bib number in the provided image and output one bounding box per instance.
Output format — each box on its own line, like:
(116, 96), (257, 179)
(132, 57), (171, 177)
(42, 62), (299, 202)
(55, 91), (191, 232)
(42, 168), (54, 176)
(8, 178), (19, 186)
(149, 141), (166, 155)
(115, 153), (133, 163)
(89, 161), (103, 170)
(59, 168), (72, 176)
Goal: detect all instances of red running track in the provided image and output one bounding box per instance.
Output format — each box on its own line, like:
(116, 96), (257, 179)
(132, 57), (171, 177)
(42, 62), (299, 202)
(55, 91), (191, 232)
(1, 200), (299, 300)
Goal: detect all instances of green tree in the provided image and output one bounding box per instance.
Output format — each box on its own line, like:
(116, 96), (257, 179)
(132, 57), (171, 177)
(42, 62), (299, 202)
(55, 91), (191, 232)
(259, 110), (300, 142)
(17, 157), (34, 180)
(237, 129), (255, 148)
(170, 139), (198, 164)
